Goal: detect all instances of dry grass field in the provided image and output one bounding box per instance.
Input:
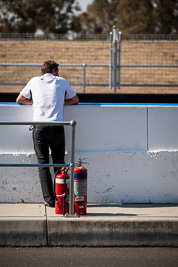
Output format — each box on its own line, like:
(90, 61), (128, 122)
(0, 38), (178, 94)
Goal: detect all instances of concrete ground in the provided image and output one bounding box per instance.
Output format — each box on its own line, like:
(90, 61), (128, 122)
(0, 203), (178, 247)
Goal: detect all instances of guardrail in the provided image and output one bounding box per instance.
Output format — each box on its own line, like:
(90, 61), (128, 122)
(1, 28), (178, 94)
(0, 120), (76, 216)
(0, 63), (109, 93)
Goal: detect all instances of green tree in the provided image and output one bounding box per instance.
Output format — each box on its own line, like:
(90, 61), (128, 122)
(73, 0), (178, 34)
(117, 0), (154, 34)
(72, 0), (118, 34)
(153, 0), (178, 34)
(0, 0), (81, 34)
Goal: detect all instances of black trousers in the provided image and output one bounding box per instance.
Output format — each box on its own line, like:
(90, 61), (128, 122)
(33, 125), (65, 204)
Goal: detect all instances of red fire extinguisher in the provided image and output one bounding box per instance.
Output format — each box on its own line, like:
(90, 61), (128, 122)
(74, 158), (88, 215)
(55, 167), (70, 215)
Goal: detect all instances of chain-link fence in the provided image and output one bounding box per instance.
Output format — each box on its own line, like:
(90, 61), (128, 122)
(118, 33), (178, 94)
(0, 33), (110, 93)
(0, 30), (178, 94)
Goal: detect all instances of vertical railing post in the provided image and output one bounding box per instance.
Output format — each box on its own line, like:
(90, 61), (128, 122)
(69, 120), (76, 216)
(118, 31), (122, 90)
(83, 63), (86, 93)
(109, 31), (113, 90)
(113, 26), (118, 93)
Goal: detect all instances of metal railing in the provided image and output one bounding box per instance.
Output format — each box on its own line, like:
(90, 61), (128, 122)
(0, 28), (178, 93)
(0, 63), (109, 93)
(110, 27), (178, 93)
(0, 120), (76, 216)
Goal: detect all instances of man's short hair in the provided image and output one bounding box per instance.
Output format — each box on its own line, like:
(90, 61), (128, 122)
(41, 60), (59, 74)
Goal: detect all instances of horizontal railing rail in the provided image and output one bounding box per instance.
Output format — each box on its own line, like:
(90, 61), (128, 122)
(1, 29), (178, 93)
(0, 63), (110, 91)
(0, 120), (76, 216)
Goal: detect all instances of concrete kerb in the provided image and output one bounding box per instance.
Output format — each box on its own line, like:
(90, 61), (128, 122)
(0, 203), (178, 247)
(0, 204), (46, 247)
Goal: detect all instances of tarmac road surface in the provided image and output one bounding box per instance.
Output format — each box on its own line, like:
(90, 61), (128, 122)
(0, 247), (178, 267)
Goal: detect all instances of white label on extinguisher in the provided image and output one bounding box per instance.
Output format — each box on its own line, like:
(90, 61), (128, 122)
(75, 196), (84, 201)
(56, 178), (65, 184)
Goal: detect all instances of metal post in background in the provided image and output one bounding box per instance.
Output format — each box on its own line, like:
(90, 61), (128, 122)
(113, 26), (118, 93)
(118, 31), (122, 90)
(83, 63), (86, 93)
(109, 31), (113, 90)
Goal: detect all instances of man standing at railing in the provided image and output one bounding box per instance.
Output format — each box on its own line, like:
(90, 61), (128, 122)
(16, 60), (79, 207)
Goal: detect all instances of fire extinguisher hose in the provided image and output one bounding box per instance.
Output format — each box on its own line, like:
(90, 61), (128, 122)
(62, 167), (69, 216)
(54, 169), (61, 211)
(54, 167), (69, 215)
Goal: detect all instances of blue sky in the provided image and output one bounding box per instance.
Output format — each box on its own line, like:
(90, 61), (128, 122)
(78, 0), (93, 12)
